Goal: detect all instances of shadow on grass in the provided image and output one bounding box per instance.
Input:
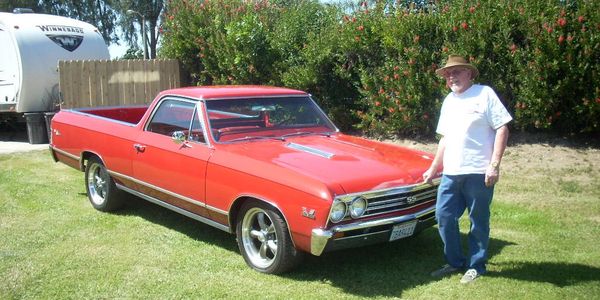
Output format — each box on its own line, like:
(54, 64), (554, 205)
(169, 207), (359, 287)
(281, 230), (515, 297)
(113, 195), (238, 253)
(487, 261), (600, 287)
(104, 194), (521, 297)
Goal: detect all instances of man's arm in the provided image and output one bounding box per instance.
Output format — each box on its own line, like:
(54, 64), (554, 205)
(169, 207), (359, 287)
(423, 136), (446, 184)
(485, 125), (509, 187)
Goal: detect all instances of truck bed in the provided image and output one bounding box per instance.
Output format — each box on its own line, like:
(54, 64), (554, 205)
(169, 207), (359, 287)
(74, 105), (149, 125)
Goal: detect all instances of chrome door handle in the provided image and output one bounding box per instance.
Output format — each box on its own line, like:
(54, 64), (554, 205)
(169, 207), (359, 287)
(133, 144), (146, 153)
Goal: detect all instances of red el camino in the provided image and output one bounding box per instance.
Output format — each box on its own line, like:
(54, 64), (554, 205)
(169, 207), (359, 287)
(50, 86), (441, 273)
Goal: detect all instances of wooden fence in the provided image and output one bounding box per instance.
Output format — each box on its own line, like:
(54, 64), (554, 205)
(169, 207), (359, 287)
(58, 59), (181, 109)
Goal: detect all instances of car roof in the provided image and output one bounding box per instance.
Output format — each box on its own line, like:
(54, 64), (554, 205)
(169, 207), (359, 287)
(158, 85), (308, 100)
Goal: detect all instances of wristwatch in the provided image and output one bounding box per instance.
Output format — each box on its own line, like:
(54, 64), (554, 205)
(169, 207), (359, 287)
(490, 161), (500, 170)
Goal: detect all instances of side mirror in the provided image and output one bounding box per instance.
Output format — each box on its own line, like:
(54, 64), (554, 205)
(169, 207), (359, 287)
(172, 131), (186, 144)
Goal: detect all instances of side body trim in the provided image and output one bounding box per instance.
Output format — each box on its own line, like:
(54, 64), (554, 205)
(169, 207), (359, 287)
(108, 170), (229, 216)
(50, 145), (80, 161)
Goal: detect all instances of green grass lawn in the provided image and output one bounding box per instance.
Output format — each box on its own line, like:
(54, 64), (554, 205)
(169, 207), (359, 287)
(1, 148), (599, 299)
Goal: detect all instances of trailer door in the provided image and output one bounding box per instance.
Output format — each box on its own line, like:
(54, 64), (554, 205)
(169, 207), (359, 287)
(0, 27), (19, 111)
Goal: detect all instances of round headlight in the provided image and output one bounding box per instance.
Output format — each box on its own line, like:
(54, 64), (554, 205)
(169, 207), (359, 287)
(329, 200), (347, 223)
(349, 196), (367, 218)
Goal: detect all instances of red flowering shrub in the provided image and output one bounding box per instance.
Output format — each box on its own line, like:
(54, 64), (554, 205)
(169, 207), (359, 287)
(160, 0), (600, 135)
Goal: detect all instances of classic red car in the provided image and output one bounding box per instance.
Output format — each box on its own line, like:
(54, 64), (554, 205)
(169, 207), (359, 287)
(50, 86), (441, 273)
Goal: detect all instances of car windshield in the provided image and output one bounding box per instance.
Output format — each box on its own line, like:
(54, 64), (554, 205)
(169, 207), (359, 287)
(206, 96), (337, 142)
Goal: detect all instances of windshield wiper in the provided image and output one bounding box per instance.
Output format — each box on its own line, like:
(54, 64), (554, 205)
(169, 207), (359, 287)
(280, 131), (333, 139)
(226, 135), (285, 143)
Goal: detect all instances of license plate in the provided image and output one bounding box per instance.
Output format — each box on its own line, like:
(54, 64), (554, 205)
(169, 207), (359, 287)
(389, 221), (417, 241)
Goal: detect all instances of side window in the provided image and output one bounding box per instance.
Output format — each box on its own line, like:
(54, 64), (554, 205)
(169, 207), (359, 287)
(189, 109), (206, 143)
(146, 99), (195, 137)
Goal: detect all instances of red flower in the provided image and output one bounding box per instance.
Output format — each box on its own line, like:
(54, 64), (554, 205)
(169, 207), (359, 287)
(469, 6), (475, 13)
(408, 58), (415, 65)
(388, 107), (395, 113)
(578, 16), (585, 23)
(394, 73), (400, 80)
(403, 70), (410, 76)
(442, 46), (449, 52)
(375, 101), (381, 107)
(547, 27), (554, 34)
(357, 25), (364, 31)
(558, 35), (565, 44)
(423, 114), (429, 120)
(384, 75), (390, 82)
(378, 88), (385, 94)
(394, 66), (400, 71)
(354, 36), (361, 42)
(555, 111), (562, 117)
(509, 44), (517, 53)
(596, 98), (600, 104)
(557, 18), (567, 27)
(461, 22), (469, 30)
(452, 26), (458, 32)
(567, 35), (574, 42)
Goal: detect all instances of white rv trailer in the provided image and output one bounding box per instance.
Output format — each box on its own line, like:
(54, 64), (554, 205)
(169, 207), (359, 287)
(0, 10), (109, 143)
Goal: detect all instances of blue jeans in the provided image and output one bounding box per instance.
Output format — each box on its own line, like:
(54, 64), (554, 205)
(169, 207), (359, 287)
(436, 174), (494, 274)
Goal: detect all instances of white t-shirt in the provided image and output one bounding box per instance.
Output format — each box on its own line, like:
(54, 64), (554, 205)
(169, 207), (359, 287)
(436, 84), (513, 175)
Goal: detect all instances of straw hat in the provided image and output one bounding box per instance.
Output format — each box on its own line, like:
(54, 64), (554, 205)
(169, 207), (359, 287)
(435, 55), (479, 78)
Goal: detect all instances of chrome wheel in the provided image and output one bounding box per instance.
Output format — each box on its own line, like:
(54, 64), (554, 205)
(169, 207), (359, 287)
(87, 162), (108, 206)
(241, 207), (279, 269)
(84, 157), (124, 212)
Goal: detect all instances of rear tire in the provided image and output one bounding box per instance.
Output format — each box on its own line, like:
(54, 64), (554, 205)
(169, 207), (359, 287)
(84, 157), (124, 212)
(236, 201), (304, 274)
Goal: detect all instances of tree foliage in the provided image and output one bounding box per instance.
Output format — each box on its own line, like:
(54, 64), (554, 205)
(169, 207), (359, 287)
(161, 0), (599, 135)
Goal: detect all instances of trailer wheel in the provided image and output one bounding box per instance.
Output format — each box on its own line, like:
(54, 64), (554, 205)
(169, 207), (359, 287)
(84, 157), (124, 212)
(236, 201), (303, 274)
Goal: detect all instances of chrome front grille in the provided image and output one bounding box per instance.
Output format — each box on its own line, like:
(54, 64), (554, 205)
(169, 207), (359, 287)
(363, 186), (437, 217)
(331, 180), (440, 224)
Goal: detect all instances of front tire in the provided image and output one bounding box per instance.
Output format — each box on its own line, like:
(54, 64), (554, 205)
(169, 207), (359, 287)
(236, 201), (303, 274)
(84, 157), (124, 212)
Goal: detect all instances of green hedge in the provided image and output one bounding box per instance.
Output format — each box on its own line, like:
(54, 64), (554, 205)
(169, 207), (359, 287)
(160, 0), (600, 135)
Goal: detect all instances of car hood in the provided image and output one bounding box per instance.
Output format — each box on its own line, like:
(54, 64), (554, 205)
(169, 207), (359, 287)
(220, 134), (435, 195)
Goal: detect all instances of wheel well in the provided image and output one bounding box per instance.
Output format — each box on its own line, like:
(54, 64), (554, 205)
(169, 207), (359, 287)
(229, 196), (281, 231)
(80, 151), (101, 171)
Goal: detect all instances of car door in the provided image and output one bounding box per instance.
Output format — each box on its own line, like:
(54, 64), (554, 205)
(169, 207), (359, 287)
(132, 97), (213, 218)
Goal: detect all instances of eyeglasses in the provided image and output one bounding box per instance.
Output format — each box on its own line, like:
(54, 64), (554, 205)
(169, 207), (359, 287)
(444, 68), (469, 77)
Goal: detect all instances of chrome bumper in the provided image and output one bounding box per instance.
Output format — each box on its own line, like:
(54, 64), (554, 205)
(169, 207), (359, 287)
(310, 205), (436, 256)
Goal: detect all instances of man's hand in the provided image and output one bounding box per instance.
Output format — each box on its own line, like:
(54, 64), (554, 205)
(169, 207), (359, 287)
(485, 163), (500, 187)
(423, 167), (436, 184)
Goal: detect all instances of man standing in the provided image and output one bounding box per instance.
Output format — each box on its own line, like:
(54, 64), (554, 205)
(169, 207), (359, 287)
(423, 55), (512, 283)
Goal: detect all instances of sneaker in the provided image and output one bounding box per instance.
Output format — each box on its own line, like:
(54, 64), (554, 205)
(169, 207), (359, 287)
(460, 269), (479, 284)
(430, 264), (462, 277)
